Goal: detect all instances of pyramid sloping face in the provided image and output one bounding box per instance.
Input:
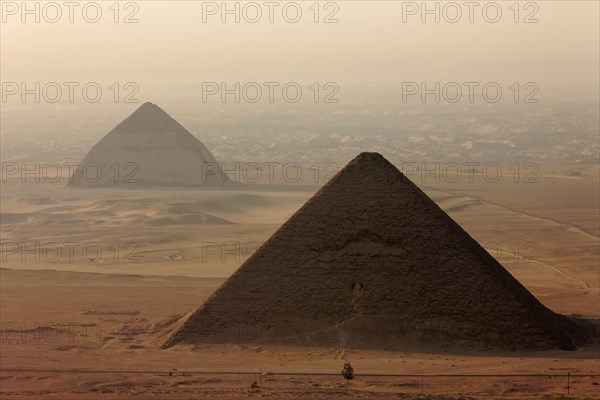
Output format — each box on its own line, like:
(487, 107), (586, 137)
(70, 102), (226, 187)
(165, 152), (577, 350)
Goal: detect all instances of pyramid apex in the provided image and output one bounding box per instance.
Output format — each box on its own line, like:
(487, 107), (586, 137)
(114, 101), (174, 131)
(357, 151), (385, 158)
(352, 152), (393, 164)
(135, 102), (162, 112)
(343, 152), (400, 177)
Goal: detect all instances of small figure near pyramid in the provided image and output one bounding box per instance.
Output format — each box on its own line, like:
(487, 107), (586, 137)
(164, 152), (581, 351)
(341, 361), (354, 384)
(69, 102), (228, 188)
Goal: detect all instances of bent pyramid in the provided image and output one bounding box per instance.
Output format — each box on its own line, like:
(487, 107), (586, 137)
(70, 102), (226, 187)
(164, 152), (578, 350)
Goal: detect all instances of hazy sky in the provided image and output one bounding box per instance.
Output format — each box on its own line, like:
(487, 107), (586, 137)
(1, 1), (599, 101)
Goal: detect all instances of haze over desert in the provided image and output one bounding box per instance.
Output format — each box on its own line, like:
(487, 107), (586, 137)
(1, 1), (599, 399)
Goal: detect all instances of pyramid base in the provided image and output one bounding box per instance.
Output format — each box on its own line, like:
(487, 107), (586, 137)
(164, 314), (580, 352)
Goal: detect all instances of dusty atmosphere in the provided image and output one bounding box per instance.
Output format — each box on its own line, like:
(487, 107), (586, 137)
(1, 1), (599, 399)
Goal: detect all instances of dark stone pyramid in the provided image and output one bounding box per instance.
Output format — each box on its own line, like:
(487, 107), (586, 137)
(164, 152), (578, 350)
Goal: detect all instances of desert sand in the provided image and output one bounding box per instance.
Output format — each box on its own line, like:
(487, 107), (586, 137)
(1, 161), (598, 399)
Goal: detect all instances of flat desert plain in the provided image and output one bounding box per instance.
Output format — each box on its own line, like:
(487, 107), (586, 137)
(1, 164), (598, 399)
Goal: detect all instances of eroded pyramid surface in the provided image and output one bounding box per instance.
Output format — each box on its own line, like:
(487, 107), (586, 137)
(165, 152), (577, 350)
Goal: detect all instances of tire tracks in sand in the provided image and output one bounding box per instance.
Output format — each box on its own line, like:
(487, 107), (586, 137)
(424, 186), (598, 292)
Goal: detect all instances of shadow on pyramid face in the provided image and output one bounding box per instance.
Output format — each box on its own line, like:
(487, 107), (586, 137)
(161, 152), (589, 353)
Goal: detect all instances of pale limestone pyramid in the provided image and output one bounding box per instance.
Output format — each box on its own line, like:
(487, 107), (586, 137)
(70, 102), (226, 187)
